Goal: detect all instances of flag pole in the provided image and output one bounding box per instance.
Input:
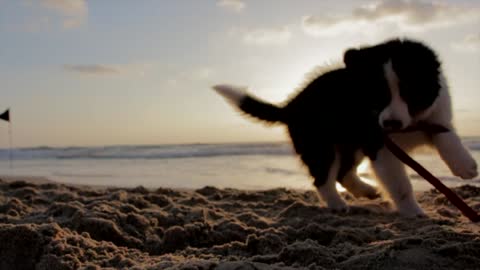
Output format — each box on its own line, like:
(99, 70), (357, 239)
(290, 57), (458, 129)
(1, 108), (12, 169)
(8, 121), (12, 169)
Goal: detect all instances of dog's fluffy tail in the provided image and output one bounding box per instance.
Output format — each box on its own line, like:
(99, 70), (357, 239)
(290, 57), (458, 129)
(213, 84), (283, 124)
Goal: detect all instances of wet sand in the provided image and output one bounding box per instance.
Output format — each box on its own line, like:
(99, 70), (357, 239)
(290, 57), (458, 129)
(0, 177), (479, 269)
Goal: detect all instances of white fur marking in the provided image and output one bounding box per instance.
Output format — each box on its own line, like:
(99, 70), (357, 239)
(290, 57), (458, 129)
(212, 84), (247, 106)
(380, 60), (411, 129)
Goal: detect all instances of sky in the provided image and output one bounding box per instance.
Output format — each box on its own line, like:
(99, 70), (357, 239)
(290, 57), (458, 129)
(0, 0), (479, 147)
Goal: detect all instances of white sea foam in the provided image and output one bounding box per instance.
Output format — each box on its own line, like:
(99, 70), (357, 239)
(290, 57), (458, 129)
(0, 143), (293, 160)
(0, 140), (478, 191)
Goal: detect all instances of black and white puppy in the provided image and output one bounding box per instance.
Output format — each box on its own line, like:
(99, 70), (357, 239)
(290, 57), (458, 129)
(213, 38), (478, 216)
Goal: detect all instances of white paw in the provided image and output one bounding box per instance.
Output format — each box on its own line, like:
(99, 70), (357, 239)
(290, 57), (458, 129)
(396, 200), (425, 217)
(433, 132), (478, 180)
(449, 154), (478, 180)
(316, 186), (349, 212)
(326, 198), (349, 213)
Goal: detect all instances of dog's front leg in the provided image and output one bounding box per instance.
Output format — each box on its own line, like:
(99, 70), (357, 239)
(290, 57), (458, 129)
(432, 130), (478, 179)
(371, 147), (425, 216)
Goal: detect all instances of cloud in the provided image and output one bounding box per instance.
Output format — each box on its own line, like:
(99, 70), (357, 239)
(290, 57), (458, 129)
(7, 0), (88, 31)
(41, 0), (88, 28)
(353, 0), (478, 26)
(231, 26), (292, 46)
(301, 15), (366, 37)
(302, 0), (480, 37)
(63, 63), (154, 77)
(217, 0), (245, 12)
(452, 33), (480, 52)
(64, 65), (120, 75)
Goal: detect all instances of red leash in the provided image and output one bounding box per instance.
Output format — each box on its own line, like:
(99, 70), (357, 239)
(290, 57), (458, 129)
(384, 134), (480, 222)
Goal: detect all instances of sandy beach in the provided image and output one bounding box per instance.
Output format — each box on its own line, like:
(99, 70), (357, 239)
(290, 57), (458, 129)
(0, 176), (479, 270)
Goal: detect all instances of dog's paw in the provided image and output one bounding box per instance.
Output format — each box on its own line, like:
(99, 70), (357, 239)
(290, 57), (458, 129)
(449, 154), (478, 180)
(326, 198), (349, 213)
(396, 200), (425, 217)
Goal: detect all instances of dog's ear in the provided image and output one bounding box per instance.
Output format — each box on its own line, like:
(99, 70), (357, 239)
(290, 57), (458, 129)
(343, 48), (359, 68)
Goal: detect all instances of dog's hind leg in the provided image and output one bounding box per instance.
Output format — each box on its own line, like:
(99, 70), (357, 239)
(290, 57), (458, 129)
(341, 171), (379, 199)
(338, 150), (379, 199)
(288, 125), (347, 211)
(371, 147), (424, 217)
(300, 147), (348, 211)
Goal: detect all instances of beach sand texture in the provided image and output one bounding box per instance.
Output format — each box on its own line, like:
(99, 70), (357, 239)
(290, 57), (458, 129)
(0, 178), (479, 270)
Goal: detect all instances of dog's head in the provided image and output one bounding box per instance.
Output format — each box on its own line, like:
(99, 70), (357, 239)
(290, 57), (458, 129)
(344, 39), (442, 131)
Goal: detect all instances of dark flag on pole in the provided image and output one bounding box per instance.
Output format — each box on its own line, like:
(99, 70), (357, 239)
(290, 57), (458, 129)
(0, 109), (9, 122)
(1, 108), (12, 168)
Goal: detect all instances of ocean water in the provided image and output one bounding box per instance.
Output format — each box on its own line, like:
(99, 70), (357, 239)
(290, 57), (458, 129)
(0, 140), (479, 191)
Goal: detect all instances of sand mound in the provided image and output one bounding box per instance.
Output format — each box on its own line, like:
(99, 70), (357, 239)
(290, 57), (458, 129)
(0, 179), (479, 269)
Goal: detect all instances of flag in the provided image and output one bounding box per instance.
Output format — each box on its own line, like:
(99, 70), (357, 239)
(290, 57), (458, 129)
(0, 109), (9, 122)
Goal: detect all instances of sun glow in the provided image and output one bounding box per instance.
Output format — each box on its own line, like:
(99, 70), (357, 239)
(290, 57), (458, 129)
(337, 159), (378, 192)
(357, 159), (378, 186)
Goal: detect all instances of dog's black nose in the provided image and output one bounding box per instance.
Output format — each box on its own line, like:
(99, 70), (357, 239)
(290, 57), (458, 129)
(382, 120), (403, 130)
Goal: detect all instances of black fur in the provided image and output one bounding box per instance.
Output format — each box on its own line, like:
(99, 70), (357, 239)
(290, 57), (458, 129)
(239, 96), (284, 123)
(345, 39), (441, 116)
(236, 38), (442, 188)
